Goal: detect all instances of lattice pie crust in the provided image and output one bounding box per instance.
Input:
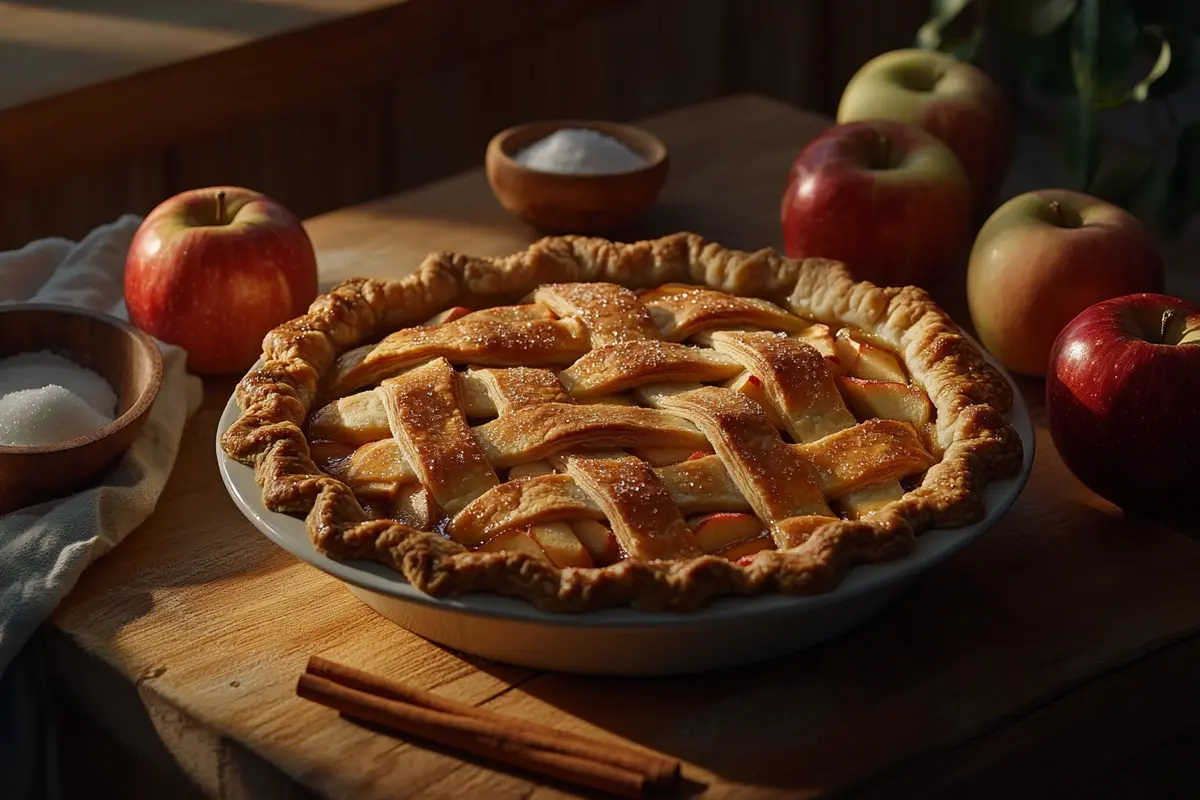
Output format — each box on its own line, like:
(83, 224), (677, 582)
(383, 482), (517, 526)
(222, 234), (1021, 612)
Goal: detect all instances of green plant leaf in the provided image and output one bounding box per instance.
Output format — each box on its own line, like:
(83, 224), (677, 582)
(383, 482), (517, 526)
(1129, 29), (1172, 102)
(990, 0), (1078, 36)
(1146, 18), (1197, 97)
(1071, 0), (1140, 108)
(1070, 0), (1174, 108)
(929, 0), (976, 20)
(917, 0), (985, 60)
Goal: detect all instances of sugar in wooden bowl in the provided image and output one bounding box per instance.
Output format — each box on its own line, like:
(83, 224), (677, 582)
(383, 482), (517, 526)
(0, 305), (163, 514)
(486, 119), (669, 234)
(514, 128), (649, 175)
(0, 352), (119, 447)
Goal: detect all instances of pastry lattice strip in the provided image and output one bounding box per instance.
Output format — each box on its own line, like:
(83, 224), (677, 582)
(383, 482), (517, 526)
(308, 282), (937, 563)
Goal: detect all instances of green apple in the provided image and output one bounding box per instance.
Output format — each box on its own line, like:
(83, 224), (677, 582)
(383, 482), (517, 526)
(837, 48), (1011, 208)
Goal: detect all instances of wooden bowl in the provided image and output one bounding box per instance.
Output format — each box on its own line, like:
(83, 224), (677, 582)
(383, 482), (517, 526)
(486, 119), (669, 233)
(0, 305), (164, 514)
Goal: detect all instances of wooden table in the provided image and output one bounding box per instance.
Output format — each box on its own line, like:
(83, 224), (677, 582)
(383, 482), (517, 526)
(48, 95), (1200, 799)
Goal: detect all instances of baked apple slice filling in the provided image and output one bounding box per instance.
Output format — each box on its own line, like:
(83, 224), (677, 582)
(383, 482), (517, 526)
(301, 283), (939, 569)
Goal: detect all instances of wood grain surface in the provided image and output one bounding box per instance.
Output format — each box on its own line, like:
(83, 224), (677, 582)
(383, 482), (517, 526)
(49, 95), (1200, 799)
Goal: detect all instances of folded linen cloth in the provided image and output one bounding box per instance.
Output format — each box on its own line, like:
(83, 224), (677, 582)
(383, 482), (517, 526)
(0, 215), (203, 673)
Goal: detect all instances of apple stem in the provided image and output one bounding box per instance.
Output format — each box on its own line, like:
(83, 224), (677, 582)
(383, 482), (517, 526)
(1159, 307), (1200, 345)
(878, 132), (890, 169)
(1049, 200), (1064, 226)
(215, 191), (227, 225)
(1161, 308), (1176, 343)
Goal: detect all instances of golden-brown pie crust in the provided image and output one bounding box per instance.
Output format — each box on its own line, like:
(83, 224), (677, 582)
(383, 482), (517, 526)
(222, 233), (1022, 612)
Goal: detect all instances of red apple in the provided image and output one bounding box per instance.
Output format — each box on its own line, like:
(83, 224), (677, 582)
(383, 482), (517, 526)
(837, 48), (1011, 208)
(967, 189), (1164, 377)
(125, 186), (318, 375)
(1046, 293), (1200, 517)
(781, 119), (972, 287)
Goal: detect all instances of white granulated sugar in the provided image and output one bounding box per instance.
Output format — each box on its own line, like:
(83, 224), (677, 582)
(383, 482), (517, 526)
(0, 351), (118, 447)
(0, 351), (117, 416)
(515, 128), (648, 175)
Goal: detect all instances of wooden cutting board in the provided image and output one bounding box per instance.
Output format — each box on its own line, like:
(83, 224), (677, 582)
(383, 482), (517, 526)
(48, 94), (1200, 799)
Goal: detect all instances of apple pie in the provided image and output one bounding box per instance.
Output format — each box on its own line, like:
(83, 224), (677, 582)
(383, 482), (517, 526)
(222, 233), (1021, 611)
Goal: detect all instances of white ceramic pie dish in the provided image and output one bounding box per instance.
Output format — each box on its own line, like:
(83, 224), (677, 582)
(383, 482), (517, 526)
(217, 353), (1033, 677)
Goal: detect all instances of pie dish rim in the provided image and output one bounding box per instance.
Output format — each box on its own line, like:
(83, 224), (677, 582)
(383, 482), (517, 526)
(215, 369), (1034, 627)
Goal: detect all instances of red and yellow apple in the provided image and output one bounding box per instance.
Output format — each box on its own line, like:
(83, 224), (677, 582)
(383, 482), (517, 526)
(967, 189), (1164, 376)
(837, 48), (1011, 207)
(125, 186), (318, 375)
(781, 120), (972, 288)
(1047, 293), (1200, 517)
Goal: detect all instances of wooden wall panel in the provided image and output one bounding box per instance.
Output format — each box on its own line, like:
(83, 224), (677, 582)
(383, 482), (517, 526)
(725, 0), (827, 113)
(390, 67), (474, 192)
(0, 0), (930, 250)
(824, 0), (929, 112)
(590, 0), (726, 115)
(388, 0), (726, 196)
(0, 154), (165, 250)
(172, 85), (393, 222)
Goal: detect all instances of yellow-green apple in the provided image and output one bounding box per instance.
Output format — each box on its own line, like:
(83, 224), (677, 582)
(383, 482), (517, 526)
(837, 48), (1011, 207)
(967, 189), (1164, 376)
(125, 186), (318, 375)
(781, 120), (972, 288)
(1047, 293), (1200, 517)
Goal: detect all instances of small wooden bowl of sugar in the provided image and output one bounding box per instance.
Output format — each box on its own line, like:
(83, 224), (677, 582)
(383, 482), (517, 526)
(0, 305), (163, 514)
(486, 120), (669, 233)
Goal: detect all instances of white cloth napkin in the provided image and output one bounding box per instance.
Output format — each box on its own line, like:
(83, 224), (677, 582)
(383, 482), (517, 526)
(0, 215), (203, 673)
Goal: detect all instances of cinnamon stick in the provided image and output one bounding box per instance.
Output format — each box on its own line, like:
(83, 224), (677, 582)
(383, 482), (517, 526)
(306, 655), (679, 785)
(297, 673), (648, 798)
